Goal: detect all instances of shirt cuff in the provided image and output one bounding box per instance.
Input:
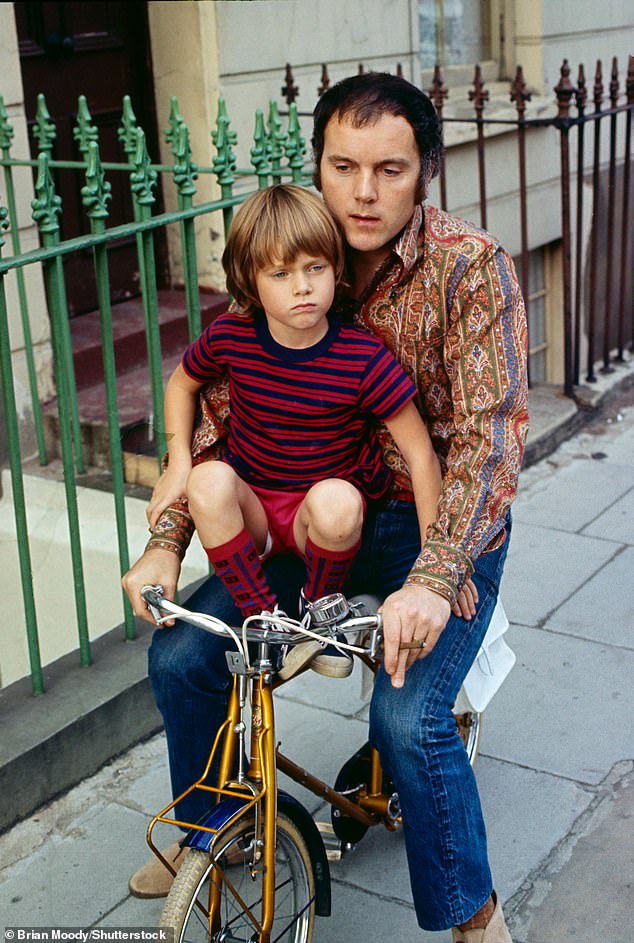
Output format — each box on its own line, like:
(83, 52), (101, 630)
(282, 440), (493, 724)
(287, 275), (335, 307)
(404, 540), (474, 607)
(145, 501), (195, 562)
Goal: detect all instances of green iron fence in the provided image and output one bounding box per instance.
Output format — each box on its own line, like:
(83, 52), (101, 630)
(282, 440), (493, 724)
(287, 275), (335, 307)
(0, 92), (309, 694)
(1, 64), (632, 695)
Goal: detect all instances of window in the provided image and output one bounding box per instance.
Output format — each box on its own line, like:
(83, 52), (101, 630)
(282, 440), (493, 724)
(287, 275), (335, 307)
(514, 247), (548, 384)
(419, 0), (494, 69)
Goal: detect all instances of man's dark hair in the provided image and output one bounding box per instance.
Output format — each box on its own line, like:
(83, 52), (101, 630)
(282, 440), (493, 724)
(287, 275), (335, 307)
(312, 72), (443, 202)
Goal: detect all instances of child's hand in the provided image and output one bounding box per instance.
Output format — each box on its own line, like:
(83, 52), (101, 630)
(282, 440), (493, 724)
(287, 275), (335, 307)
(146, 466), (190, 530)
(452, 578), (479, 621)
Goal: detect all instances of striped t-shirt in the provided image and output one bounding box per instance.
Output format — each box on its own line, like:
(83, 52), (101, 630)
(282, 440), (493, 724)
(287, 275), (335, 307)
(182, 311), (416, 499)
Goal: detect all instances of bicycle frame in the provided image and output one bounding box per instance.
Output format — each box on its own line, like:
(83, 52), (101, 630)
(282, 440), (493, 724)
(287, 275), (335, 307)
(145, 640), (393, 940)
(141, 587), (481, 941)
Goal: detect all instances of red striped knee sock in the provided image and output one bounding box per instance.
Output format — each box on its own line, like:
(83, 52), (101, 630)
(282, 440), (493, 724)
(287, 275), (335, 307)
(302, 535), (361, 603)
(205, 528), (277, 618)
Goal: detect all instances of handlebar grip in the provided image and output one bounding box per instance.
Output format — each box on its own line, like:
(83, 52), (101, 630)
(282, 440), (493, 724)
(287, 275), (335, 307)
(141, 584), (167, 623)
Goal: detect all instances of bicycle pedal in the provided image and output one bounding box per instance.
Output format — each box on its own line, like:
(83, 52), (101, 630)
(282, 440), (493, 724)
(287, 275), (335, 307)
(315, 821), (354, 861)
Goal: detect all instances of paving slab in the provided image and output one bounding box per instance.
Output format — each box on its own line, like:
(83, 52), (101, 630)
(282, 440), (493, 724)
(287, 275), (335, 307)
(544, 545), (634, 649)
(512, 458), (634, 533)
(512, 767), (634, 943)
(314, 883), (443, 942)
(96, 896), (164, 929)
(277, 657), (372, 719)
(479, 626), (634, 784)
(473, 757), (593, 903)
(499, 523), (619, 627)
(0, 801), (149, 925)
(581, 485), (634, 545)
(275, 697), (369, 814)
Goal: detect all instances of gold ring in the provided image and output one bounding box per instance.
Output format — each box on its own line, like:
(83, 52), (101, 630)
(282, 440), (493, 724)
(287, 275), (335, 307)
(418, 639), (427, 649)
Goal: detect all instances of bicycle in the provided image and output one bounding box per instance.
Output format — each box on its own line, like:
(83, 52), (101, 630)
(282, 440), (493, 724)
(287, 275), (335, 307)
(140, 586), (483, 943)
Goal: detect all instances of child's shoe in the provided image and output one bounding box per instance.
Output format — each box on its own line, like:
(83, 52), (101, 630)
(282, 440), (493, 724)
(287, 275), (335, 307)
(300, 591), (354, 679)
(251, 607), (322, 682)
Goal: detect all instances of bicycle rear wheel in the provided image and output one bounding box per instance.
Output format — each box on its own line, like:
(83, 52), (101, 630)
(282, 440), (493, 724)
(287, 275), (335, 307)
(455, 709), (482, 764)
(159, 811), (315, 943)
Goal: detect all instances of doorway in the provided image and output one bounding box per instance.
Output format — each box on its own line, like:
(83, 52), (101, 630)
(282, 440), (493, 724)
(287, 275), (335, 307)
(15, 1), (167, 316)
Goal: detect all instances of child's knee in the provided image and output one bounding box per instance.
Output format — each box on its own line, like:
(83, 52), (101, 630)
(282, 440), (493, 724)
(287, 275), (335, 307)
(304, 479), (364, 539)
(186, 461), (237, 506)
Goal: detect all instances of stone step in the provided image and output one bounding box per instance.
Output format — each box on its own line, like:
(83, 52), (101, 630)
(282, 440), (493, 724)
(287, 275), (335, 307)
(42, 289), (228, 477)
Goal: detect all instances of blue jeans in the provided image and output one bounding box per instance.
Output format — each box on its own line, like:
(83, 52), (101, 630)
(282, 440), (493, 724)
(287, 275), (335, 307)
(148, 500), (510, 931)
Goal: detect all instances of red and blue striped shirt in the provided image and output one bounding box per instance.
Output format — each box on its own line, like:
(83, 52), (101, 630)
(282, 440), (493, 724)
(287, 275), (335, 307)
(182, 311), (416, 499)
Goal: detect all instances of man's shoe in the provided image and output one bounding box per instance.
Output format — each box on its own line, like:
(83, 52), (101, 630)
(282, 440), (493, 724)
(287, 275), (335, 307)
(451, 893), (512, 942)
(129, 841), (188, 899)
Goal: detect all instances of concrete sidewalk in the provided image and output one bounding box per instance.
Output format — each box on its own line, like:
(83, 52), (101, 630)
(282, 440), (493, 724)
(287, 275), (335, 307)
(1, 374), (633, 941)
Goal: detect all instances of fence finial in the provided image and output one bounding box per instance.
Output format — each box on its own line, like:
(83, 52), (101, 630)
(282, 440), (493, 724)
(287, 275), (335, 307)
(81, 141), (112, 221)
(575, 64), (588, 113)
(609, 56), (619, 108)
(318, 64), (330, 97)
(32, 94), (56, 154)
(251, 109), (271, 186)
(211, 97), (237, 189)
(118, 95), (139, 157)
(510, 66), (531, 118)
(74, 95), (99, 155)
(31, 152), (62, 235)
(469, 65), (489, 117)
(282, 63), (298, 105)
(165, 96), (184, 149)
(173, 123), (198, 198)
(0, 203), (8, 249)
(593, 60), (604, 111)
(130, 128), (157, 207)
(429, 65), (448, 115)
(285, 103), (306, 183)
(554, 59), (575, 120)
(0, 96), (15, 151)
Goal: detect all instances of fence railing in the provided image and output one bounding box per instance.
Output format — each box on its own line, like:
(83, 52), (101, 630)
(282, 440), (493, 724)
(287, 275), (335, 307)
(280, 56), (634, 392)
(0, 55), (632, 695)
(0, 93), (309, 694)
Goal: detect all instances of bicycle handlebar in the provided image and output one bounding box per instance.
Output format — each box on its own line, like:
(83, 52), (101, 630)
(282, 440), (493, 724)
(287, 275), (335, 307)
(140, 585), (383, 657)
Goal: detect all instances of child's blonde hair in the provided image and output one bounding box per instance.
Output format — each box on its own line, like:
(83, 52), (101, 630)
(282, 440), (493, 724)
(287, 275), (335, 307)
(222, 184), (344, 315)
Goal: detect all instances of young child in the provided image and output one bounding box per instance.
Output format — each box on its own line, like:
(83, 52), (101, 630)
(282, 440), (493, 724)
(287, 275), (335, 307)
(147, 184), (442, 679)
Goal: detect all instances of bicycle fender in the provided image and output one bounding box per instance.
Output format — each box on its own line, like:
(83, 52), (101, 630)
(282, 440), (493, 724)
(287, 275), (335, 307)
(278, 789), (331, 918)
(182, 796), (250, 853)
(180, 792), (331, 918)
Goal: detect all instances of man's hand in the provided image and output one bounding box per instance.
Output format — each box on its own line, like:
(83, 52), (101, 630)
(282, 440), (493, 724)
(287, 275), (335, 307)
(381, 584), (452, 688)
(452, 578), (478, 620)
(146, 465), (190, 530)
(122, 548), (182, 627)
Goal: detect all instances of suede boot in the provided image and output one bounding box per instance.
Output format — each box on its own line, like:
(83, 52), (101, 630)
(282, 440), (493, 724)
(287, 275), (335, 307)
(129, 840), (188, 898)
(451, 893), (512, 943)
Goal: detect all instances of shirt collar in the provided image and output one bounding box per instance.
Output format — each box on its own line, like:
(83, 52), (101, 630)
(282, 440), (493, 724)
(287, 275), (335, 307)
(392, 204), (424, 276)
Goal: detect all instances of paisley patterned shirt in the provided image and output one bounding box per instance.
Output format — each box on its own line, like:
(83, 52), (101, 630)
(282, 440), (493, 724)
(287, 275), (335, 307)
(147, 204), (529, 606)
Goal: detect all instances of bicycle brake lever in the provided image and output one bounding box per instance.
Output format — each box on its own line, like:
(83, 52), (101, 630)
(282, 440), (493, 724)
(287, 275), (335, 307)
(141, 584), (167, 624)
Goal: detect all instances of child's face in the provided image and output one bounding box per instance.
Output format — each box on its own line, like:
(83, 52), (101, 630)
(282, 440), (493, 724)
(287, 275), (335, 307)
(255, 251), (336, 348)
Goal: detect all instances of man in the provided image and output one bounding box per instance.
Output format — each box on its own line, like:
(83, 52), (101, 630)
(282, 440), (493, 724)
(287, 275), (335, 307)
(123, 72), (528, 942)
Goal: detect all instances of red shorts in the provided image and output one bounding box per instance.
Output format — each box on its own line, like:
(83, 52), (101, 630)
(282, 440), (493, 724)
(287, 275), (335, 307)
(250, 482), (367, 558)
(250, 484), (307, 558)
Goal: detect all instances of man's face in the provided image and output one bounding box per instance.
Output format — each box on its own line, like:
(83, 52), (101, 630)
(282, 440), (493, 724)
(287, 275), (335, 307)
(319, 113), (420, 260)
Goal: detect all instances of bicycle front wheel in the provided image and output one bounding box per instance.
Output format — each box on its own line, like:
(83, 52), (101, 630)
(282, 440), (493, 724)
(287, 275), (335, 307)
(159, 811), (315, 943)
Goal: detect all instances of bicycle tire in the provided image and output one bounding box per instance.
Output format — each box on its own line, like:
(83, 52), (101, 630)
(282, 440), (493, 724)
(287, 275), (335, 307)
(159, 811), (315, 943)
(456, 709), (483, 764)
